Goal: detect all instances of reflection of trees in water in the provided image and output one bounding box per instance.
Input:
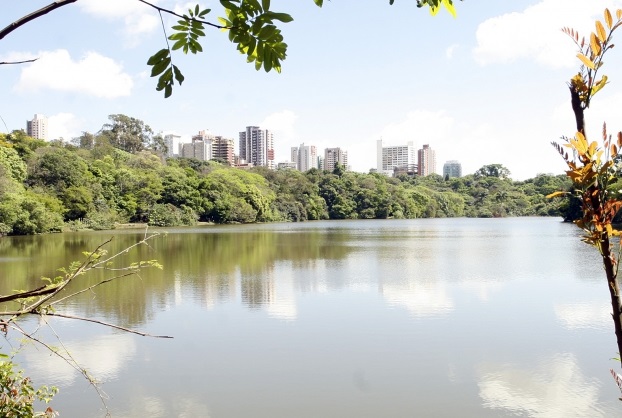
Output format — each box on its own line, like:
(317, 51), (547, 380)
(0, 227), (356, 328)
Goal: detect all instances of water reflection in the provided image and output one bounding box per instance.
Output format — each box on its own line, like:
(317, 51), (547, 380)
(3, 218), (621, 416)
(380, 281), (454, 317)
(477, 353), (606, 417)
(555, 302), (610, 330)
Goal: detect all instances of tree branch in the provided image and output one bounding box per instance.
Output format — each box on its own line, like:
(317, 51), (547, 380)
(45, 313), (173, 338)
(0, 59), (38, 65)
(0, 0), (79, 41)
(136, 0), (229, 29)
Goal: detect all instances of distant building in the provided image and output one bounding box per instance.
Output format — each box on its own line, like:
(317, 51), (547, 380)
(377, 139), (416, 177)
(26, 114), (48, 140)
(239, 126), (274, 169)
(443, 160), (462, 178)
(181, 130), (213, 160)
(164, 134), (181, 158)
(291, 143), (317, 172)
(418, 144), (436, 176)
(212, 136), (235, 165)
(324, 147), (348, 172)
(277, 161), (297, 169)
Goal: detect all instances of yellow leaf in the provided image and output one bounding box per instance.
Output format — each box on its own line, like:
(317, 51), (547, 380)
(442, 0), (457, 17)
(577, 53), (596, 69)
(596, 20), (607, 43)
(546, 191), (567, 199)
(590, 33), (602, 57)
(591, 75), (608, 96)
(605, 9), (613, 29)
(617, 9), (622, 20)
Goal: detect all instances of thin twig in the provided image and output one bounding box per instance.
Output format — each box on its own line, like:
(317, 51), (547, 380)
(45, 313), (173, 338)
(137, 0), (229, 29)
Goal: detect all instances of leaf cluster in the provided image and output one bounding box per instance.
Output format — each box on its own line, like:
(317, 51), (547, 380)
(563, 8), (622, 109)
(218, 0), (292, 73)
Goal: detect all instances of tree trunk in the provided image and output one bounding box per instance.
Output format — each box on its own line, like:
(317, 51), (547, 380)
(602, 238), (622, 367)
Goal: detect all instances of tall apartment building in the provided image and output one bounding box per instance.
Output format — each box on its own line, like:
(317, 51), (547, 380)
(376, 139), (416, 176)
(164, 134), (181, 158)
(443, 160), (462, 178)
(291, 143), (317, 172)
(181, 130), (213, 160)
(324, 147), (348, 172)
(26, 114), (48, 140)
(417, 144), (436, 176)
(212, 136), (235, 165)
(239, 126), (274, 169)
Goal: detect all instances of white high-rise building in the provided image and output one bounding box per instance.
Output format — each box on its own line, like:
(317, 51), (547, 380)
(164, 134), (181, 158)
(418, 144), (436, 176)
(239, 126), (274, 169)
(443, 160), (462, 178)
(291, 143), (317, 172)
(26, 114), (48, 140)
(324, 147), (348, 172)
(376, 139), (416, 176)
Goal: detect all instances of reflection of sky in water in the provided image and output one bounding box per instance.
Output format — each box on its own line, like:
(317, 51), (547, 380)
(478, 353), (606, 417)
(555, 302), (610, 330)
(6, 218), (622, 416)
(22, 333), (136, 387)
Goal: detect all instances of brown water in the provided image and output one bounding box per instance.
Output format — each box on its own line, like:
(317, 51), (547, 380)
(1, 217), (620, 417)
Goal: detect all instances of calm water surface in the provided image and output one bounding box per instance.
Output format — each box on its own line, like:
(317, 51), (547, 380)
(1, 217), (621, 417)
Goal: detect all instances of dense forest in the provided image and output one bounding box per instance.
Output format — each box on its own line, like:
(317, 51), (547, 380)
(0, 115), (579, 236)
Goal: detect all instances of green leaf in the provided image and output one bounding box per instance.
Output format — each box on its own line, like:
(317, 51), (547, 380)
(147, 49), (169, 65)
(172, 39), (186, 51)
(267, 12), (293, 23)
(164, 84), (173, 98)
(150, 58), (170, 77)
(314, 0), (323, 6)
(173, 65), (185, 85)
(262, 0), (270, 11)
(168, 32), (187, 41)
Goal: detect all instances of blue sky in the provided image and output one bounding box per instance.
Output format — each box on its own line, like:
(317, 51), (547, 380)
(3, 0), (622, 179)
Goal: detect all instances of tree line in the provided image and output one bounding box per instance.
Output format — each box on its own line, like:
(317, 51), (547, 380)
(0, 116), (576, 235)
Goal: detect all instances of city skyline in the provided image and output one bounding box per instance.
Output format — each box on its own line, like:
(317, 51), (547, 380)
(5, 2), (622, 179)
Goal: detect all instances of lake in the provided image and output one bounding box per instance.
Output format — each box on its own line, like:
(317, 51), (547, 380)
(1, 217), (621, 417)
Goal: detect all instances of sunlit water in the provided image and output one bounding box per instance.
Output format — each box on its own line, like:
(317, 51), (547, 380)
(1, 217), (621, 417)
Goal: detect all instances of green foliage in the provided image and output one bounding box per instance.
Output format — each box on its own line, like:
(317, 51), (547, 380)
(0, 359), (58, 417)
(0, 147), (27, 183)
(148, 203), (198, 227)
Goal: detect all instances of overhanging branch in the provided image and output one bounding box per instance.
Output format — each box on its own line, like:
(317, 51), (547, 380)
(0, 0), (79, 41)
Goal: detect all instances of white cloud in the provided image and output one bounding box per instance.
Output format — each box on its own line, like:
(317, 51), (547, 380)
(261, 110), (298, 136)
(78, 0), (159, 43)
(473, 0), (622, 68)
(14, 49), (133, 98)
(48, 113), (84, 141)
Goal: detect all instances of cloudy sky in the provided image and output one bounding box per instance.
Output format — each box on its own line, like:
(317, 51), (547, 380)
(3, 0), (622, 179)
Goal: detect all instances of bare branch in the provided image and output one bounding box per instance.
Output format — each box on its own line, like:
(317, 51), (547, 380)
(0, 0), (79, 41)
(45, 313), (173, 338)
(0, 59), (38, 65)
(0, 285), (57, 303)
